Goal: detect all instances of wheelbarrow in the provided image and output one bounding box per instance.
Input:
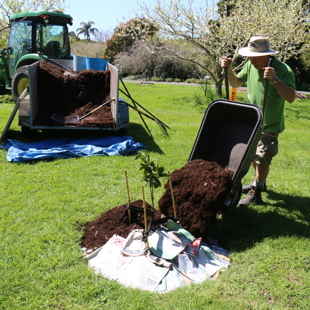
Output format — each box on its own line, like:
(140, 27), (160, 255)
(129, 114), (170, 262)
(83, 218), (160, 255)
(188, 99), (263, 213)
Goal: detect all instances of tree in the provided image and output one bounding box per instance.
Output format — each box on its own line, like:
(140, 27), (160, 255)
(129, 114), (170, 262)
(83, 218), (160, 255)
(76, 21), (98, 42)
(0, 0), (65, 26)
(71, 41), (106, 58)
(114, 41), (158, 79)
(69, 30), (78, 41)
(152, 40), (204, 80)
(217, 0), (237, 17)
(135, 150), (167, 210)
(94, 29), (112, 43)
(103, 17), (158, 63)
(114, 39), (202, 81)
(138, 0), (310, 96)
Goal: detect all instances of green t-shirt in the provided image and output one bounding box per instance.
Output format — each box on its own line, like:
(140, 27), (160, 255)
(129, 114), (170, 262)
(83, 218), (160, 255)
(237, 57), (295, 133)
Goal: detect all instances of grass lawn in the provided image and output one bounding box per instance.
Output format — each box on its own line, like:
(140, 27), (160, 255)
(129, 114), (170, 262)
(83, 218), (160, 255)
(0, 83), (309, 309)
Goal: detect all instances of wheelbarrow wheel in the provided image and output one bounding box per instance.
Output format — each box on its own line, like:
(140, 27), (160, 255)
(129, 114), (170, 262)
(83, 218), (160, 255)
(12, 65), (30, 103)
(222, 181), (242, 215)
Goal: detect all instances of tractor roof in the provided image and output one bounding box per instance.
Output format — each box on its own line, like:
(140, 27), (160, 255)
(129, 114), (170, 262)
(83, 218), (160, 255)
(10, 11), (73, 25)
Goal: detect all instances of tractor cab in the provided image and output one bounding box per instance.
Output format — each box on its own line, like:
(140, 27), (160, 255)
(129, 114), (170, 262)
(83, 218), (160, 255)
(1, 11), (73, 101)
(7, 11), (73, 78)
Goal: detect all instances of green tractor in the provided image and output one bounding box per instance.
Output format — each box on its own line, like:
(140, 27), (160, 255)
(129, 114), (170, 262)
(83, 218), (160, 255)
(0, 10), (73, 102)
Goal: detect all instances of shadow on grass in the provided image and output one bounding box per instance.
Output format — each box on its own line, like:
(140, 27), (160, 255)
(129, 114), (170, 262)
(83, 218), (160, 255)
(2, 122), (164, 154)
(2, 128), (125, 144)
(214, 190), (310, 252)
(128, 122), (164, 154)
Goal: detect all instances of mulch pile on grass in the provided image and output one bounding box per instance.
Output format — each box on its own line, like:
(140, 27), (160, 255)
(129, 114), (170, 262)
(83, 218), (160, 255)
(81, 159), (233, 251)
(33, 61), (115, 128)
(81, 200), (164, 251)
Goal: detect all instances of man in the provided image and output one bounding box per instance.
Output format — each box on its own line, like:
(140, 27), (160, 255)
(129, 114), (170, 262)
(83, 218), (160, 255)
(221, 36), (295, 206)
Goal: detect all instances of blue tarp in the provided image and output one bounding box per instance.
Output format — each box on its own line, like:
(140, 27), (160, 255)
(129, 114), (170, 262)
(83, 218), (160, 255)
(0, 136), (145, 163)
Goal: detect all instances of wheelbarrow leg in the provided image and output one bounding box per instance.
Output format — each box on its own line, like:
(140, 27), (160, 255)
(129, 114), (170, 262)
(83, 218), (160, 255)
(222, 181), (242, 214)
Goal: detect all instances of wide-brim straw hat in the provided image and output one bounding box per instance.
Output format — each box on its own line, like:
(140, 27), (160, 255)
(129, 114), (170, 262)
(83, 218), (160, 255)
(238, 36), (279, 57)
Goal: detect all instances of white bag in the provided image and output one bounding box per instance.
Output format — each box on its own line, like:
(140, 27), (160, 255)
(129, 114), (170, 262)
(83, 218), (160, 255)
(121, 229), (147, 256)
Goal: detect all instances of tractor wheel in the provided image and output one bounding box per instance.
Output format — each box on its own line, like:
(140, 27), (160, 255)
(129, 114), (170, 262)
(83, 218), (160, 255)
(11, 65), (30, 103)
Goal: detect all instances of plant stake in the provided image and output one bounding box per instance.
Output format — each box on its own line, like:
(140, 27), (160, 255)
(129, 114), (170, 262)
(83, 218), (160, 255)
(168, 172), (177, 217)
(124, 170), (132, 223)
(142, 186), (149, 249)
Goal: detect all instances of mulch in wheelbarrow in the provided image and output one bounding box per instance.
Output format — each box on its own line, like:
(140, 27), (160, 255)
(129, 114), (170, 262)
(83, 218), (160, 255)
(33, 61), (115, 128)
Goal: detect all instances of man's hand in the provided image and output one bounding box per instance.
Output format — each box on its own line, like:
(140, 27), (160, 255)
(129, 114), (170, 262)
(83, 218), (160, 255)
(263, 67), (295, 103)
(221, 56), (243, 88)
(263, 66), (276, 83)
(221, 56), (232, 68)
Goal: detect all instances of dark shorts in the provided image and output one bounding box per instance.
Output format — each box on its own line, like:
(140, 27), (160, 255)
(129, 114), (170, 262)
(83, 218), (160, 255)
(253, 132), (279, 165)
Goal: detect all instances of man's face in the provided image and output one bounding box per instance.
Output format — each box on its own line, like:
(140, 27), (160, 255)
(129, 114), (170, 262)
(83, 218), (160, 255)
(248, 55), (270, 70)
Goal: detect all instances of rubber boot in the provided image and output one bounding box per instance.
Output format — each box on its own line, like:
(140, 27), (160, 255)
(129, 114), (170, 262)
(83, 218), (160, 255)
(242, 183), (267, 194)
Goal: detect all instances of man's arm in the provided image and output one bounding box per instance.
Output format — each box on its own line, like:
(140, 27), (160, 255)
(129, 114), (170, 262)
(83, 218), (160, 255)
(263, 67), (296, 103)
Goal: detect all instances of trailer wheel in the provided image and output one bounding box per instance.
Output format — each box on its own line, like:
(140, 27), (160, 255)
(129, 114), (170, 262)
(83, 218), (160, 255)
(222, 181), (242, 215)
(12, 66), (29, 103)
(21, 126), (37, 136)
(116, 126), (128, 136)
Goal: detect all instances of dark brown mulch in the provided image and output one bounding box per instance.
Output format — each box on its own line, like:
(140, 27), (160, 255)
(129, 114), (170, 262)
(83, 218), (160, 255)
(80, 200), (164, 251)
(158, 159), (233, 239)
(80, 159), (233, 251)
(33, 61), (115, 128)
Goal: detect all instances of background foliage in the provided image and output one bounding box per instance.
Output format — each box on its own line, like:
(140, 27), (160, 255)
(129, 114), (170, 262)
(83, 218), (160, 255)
(1, 0), (310, 90)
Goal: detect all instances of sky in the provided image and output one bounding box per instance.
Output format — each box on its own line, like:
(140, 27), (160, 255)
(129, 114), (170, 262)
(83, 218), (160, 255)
(64, 0), (207, 38)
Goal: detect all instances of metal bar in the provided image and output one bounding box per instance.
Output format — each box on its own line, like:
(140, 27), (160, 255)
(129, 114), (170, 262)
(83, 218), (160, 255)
(119, 79), (152, 136)
(0, 88), (28, 143)
(119, 78), (171, 129)
(224, 67), (229, 100)
(262, 57), (273, 128)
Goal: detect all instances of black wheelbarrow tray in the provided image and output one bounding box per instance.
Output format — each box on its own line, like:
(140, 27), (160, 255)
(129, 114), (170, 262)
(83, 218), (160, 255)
(188, 99), (263, 213)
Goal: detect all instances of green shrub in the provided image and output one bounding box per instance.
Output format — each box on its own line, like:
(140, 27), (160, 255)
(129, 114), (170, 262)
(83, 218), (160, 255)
(165, 78), (174, 82)
(153, 57), (200, 80)
(185, 78), (197, 83)
(0, 94), (14, 104)
(122, 75), (145, 80)
(193, 80), (219, 105)
(151, 76), (163, 82)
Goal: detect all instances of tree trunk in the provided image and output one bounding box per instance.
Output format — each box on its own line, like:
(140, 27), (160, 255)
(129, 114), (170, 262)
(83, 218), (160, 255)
(215, 80), (223, 98)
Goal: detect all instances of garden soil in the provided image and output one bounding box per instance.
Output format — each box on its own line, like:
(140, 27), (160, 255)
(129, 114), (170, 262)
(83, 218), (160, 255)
(81, 159), (233, 251)
(33, 61), (115, 128)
